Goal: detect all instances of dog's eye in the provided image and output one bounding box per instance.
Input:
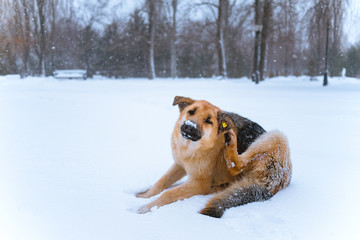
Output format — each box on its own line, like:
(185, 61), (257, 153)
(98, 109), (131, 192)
(188, 108), (197, 115)
(204, 116), (212, 124)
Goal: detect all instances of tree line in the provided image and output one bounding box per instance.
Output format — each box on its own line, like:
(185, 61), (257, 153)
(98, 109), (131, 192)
(0, 0), (359, 79)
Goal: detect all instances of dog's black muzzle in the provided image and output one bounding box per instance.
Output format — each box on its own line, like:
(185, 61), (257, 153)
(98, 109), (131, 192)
(181, 121), (202, 141)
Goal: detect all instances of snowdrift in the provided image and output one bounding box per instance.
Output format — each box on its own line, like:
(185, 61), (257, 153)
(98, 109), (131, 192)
(0, 75), (359, 240)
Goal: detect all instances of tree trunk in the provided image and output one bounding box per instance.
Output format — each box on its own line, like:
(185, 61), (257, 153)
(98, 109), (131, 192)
(21, 0), (31, 76)
(37, 0), (46, 76)
(323, 20), (329, 86)
(49, 0), (58, 75)
(217, 0), (227, 78)
(259, 0), (272, 81)
(252, 0), (261, 83)
(170, 0), (177, 78)
(146, 0), (156, 80)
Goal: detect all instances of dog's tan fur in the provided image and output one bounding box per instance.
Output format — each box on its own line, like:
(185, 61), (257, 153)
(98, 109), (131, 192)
(137, 96), (292, 216)
(201, 130), (291, 216)
(223, 129), (291, 195)
(137, 97), (233, 213)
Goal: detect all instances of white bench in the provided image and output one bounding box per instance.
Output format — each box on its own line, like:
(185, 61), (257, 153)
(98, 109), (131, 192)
(54, 70), (87, 80)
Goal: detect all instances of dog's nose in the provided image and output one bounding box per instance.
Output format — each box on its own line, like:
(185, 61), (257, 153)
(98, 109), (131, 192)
(182, 120), (197, 133)
(181, 120), (201, 141)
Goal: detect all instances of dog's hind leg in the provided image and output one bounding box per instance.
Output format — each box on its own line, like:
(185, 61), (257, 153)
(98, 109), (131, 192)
(224, 130), (291, 179)
(136, 163), (186, 198)
(200, 178), (273, 218)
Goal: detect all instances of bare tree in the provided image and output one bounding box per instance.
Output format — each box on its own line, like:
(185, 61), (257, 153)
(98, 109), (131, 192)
(252, 0), (261, 83)
(170, 0), (178, 78)
(48, 0), (59, 75)
(9, 0), (32, 76)
(13, 0), (24, 74)
(306, 0), (327, 77)
(146, 0), (158, 79)
(195, 0), (231, 78)
(329, 0), (346, 76)
(217, 0), (227, 78)
(279, 0), (298, 76)
(77, 0), (109, 77)
(305, 0), (346, 82)
(79, 0), (109, 26)
(259, 0), (272, 80)
(222, 1), (253, 77)
(324, 17), (329, 86)
(20, 0), (31, 76)
(1, 0), (18, 74)
(322, 0), (346, 85)
(36, 0), (46, 76)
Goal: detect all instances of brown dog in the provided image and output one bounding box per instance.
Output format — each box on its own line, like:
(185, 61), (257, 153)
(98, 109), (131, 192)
(137, 96), (292, 217)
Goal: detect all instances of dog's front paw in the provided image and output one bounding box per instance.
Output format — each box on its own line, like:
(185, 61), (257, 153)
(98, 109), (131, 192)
(136, 188), (158, 198)
(224, 129), (237, 147)
(136, 191), (151, 198)
(224, 132), (231, 146)
(223, 129), (246, 176)
(137, 204), (154, 214)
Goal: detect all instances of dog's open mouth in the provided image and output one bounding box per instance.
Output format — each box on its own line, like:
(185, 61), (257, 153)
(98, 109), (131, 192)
(181, 130), (201, 141)
(181, 120), (202, 141)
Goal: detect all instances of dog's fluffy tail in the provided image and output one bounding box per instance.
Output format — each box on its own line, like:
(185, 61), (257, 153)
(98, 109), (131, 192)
(200, 179), (273, 218)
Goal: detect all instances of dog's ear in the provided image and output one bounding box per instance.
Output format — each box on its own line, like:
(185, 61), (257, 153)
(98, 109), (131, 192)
(173, 96), (195, 112)
(217, 111), (234, 133)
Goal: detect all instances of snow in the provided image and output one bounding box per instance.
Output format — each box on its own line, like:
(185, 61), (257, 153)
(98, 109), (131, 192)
(0, 75), (360, 240)
(184, 120), (197, 129)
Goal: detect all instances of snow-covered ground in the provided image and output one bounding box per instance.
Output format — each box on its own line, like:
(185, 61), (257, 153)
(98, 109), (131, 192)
(0, 75), (359, 240)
